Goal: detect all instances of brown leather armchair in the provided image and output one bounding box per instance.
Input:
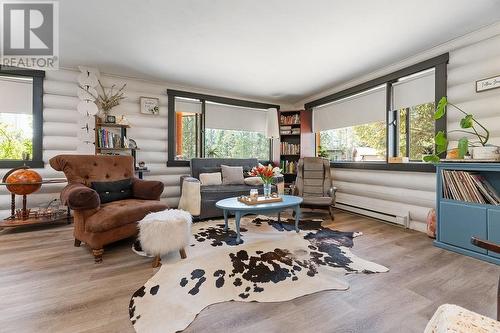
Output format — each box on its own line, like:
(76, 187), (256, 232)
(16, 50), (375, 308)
(50, 155), (168, 262)
(293, 157), (336, 220)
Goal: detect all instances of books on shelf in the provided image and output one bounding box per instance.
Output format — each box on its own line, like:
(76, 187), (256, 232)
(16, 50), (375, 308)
(97, 128), (123, 149)
(280, 125), (300, 135)
(280, 142), (300, 155)
(441, 169), (500, 205)
(280, 160), (296, 174)
(280, 114), (300, 125)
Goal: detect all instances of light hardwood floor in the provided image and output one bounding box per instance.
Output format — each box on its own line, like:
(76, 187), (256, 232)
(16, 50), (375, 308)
(1, 210), (498, 333)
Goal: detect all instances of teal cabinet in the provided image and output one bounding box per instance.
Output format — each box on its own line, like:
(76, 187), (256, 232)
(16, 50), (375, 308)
(488, 209), (500, 259)
(435, 163), (500, 265)
(439, 201), (487, 254)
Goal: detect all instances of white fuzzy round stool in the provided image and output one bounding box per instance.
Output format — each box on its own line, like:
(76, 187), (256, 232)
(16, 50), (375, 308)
(138, 209), (192, 267)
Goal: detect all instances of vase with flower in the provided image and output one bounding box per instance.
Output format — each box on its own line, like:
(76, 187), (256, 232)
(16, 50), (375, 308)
(248, 164), (281, 198)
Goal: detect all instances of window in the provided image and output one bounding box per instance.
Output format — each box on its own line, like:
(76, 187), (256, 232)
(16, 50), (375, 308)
(307, 53), (448, 172)
(392, 68), (436, 161)
(174, 97), (202, 161)
(319, 121), (386, 162)
(397, 102), (435, 161)
(0, 67), (44, 168)
(167, 90), (278, 166)
(205, 129), (270, 159)
(314, 85), (387, 162)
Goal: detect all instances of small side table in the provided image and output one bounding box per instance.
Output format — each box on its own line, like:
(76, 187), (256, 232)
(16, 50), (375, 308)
(0, 178), (71, 228)
(135, 168), (149, 180)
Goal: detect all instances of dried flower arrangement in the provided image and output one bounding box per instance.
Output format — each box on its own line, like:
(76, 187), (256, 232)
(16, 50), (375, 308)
(95, 80), (126, 115)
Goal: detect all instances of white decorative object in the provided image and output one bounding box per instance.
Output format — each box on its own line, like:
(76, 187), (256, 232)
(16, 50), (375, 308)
(76, 66), (100, 152)
(138, 209), (192, 267)
(77, 86), (97, 101)
(472, 146), (500, 160)
(140, 97), (160, 115)
(117, 115), (130, 126)
(266, 107), (280, 139)
(77, 100), (98, 115)
(77, 72), (99, 87)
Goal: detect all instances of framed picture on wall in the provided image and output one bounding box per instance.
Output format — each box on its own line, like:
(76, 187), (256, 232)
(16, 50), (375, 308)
(476, 75), (500, 93)
(140, 97), (160, 115)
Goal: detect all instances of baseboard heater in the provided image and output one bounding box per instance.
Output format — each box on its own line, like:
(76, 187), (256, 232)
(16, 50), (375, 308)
(335, 202), (410, 228)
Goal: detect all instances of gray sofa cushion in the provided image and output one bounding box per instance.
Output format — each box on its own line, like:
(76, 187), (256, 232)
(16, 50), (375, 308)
(221, 165), (245, 185)
(200, 184), (276, 201)
(191, 158), (258, 180)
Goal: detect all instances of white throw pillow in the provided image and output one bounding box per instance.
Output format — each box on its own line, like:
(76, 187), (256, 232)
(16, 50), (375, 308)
(244, 176), (264, 186)
(199, 172), (222, 186)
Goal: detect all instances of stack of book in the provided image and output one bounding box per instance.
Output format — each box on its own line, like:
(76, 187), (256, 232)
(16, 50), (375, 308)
(280, 160), (296, 174)
(442, 170), (500, 205)
(280, 125), (300, 135)
(280, 142), (300, 155)
(280, 114), (300, 125)
(97, 128), (123, 149)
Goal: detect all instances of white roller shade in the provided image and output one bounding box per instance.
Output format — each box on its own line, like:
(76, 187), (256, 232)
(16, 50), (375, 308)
(392, 69), (435, 110)
(313, 84), (386, 132)
(175, 97), (202, 114)
(205, 102), (267, 133)
(0, 75), (33, 114)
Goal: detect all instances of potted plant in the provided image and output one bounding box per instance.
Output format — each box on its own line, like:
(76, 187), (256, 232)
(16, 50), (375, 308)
(423, 97), (495, 163)
(421, 145), (434, 162)
(317, 145), (329, 158)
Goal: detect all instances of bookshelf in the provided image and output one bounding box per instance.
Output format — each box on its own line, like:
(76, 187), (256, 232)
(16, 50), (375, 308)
(435, 162), (500, 265)
(94, 116), (145, 176)
(278, 110), (314, 194)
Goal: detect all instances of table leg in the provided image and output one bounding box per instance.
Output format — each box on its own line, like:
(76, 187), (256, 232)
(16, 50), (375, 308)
(294, 205), (301, 233)
(223, 210), (229, 231)
(235, 211), (242, 244)
(277, 212), (281, 223)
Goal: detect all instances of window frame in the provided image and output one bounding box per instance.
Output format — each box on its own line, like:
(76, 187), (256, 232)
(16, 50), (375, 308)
(305, 53), (449, 172)
(0, 66), (45, 169)
(167, 89), (279, 167)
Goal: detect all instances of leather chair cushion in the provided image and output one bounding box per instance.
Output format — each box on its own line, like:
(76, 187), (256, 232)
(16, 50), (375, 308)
(91, 178), (133, 204)
(85, 199), (167, 233)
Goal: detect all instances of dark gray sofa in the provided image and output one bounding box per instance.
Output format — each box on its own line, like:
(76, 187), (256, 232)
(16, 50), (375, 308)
(180, 158), (283, 219)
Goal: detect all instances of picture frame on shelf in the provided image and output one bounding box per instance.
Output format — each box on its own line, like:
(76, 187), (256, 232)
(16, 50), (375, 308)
(105, 115), (116, 123)
(140, 97), (160, 115)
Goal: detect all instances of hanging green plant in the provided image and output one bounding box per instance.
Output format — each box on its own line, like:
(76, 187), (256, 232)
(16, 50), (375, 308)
(423, 96), (490, 163)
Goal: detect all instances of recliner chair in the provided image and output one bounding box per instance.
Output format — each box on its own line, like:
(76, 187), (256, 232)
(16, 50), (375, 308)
(293, 157), (336, 220)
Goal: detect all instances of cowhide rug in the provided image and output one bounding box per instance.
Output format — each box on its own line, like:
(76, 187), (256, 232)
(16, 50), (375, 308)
(129, 216), (389, 333)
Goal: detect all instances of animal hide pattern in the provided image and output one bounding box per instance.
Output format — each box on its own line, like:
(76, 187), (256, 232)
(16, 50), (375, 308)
(129, 216), (389, 333)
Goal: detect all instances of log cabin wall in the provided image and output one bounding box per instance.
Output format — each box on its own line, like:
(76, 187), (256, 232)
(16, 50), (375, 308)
(302, 25), (500, 232)
(0, 69), (284, 217)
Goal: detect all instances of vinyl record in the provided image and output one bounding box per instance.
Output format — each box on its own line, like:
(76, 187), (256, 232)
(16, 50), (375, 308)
(77, 100), (98, 115)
